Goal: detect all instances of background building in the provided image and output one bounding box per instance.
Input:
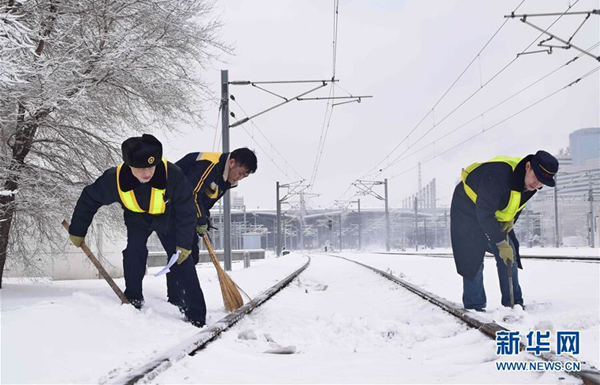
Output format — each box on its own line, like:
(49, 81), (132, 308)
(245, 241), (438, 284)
(519, 128), (600, 247)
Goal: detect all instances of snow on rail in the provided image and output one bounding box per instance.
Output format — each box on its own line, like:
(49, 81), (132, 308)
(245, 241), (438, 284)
(107, 257), (310, 385)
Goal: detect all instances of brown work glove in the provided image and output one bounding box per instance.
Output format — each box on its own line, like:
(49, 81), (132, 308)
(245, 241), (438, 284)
(496, 240), (514, 266)
(196, 224), (208, 236)
(69, 235), (84, 248)
(176, 247), (192, 264)
(499, 219), (514, 234)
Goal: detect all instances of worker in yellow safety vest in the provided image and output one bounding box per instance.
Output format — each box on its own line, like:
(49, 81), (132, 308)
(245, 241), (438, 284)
(68, 134), (206, 327)
(450, 150), (559, 311)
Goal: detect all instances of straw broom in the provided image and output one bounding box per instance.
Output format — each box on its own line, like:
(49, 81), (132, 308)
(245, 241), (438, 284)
(202, 233), (245, 312)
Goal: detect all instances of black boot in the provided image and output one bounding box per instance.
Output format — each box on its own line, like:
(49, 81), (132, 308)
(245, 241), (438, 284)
(128, 298), (144, 310)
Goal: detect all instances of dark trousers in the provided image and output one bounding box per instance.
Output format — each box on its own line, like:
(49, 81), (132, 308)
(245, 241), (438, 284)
(462, 236), (523, 310)
(123, 225), (206, 324)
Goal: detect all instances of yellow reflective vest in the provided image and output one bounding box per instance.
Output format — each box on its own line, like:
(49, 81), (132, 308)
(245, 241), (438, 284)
(116, 158), (168, 214)
(461, 156), (527, 222)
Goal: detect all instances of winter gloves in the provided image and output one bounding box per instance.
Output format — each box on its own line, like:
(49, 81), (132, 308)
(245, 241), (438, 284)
(176, 247), (192, 264)
(499, 220), (514, 234)
(196, 224), (208, 236)
(498, 219), (515, 266)
(69, 235), (85, 248)
(496, 240), (514, 265)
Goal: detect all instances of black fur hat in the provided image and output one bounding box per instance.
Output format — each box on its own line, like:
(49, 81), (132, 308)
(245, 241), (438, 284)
(121, 134), (163, 168)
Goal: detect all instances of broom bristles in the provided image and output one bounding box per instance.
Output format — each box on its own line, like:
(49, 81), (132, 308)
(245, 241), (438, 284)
(203, 234), (244, 312)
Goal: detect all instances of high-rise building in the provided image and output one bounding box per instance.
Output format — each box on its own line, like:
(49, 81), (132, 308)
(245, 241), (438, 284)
(524, 128), (600, 247)
(570, 127), (600, 166)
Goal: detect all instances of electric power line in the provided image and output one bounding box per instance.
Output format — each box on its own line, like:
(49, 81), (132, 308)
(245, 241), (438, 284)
(231, 98), (305, 181)
(308, 0), (341, 192)
(332, 0), (340, 79)
(388, 66), (600, 180)
(382, 41), (600, 173)
(360, 0), (579, 182)
(308, 84), (335, 190)
(211, 105), (222, 151)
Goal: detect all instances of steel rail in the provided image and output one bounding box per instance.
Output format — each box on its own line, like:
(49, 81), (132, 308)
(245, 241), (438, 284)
(107, 257), (311, 385)
(374, 251), (600, 262)
(328, 253), (600, 385)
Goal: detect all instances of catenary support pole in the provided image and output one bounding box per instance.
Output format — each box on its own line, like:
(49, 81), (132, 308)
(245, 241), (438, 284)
(590, 176), (595, 248)
(276, 181), (281, 256)
(339, 214), (343, 251)
(358, 199), (362, 250)
(554, 174), (560, 247)
(414, 196), (419, 251)
(385, 178), (390, 251)
(221, 70), (232, 271)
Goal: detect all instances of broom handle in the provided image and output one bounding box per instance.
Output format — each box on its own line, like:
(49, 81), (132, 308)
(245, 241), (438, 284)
(202, 233), (222, 268)
(62, 220), (129, 304)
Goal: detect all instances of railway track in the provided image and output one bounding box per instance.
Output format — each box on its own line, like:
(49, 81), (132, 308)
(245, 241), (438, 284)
(375, 251), (600, 262)
(328, 253), (600, 385)
(105, 253), (599, 384)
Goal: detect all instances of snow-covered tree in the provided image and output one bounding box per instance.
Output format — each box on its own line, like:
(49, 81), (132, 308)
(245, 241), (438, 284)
(0, 0), (228, 286)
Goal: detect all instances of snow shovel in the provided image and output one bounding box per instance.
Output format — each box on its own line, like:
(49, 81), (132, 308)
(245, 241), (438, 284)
(61, 220), (129, 305)
(506, 231), (515, 309)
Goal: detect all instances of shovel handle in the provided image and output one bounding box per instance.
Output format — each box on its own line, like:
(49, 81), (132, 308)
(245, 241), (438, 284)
(62, 220), (129, 304)
(505, 231), (515, 308)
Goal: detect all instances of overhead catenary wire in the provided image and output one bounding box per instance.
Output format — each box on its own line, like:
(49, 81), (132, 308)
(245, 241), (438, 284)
(211, 105), (222, 152)
(231, 98), (305, 181)
(382, 41), (600, 172)
(232, 99), (305, 179)
(308, 0), (341, 193)
(357, 0), (528, 181)
(308, 84), (335, 191)
(388, 66), (600, 180)
(238, 123), (296, 181)
(333, 52), (597, 208)
(360, 0), (580, 182)
(332, 0), (340, 79)
(332, 0), (529, 207)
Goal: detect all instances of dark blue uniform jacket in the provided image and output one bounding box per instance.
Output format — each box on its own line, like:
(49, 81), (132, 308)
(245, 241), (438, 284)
(450, 155), (538, 279)
(176, 152), (236, 227)
(69, 161), (196, 250)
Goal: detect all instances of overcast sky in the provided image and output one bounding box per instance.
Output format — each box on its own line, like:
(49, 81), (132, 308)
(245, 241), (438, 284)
(158, 0), (599, 212)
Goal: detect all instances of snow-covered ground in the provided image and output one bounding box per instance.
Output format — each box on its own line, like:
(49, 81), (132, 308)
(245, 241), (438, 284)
(341, 251), (600, 368)
(1, 249), (598, 384)
(0, 253), (306, 384)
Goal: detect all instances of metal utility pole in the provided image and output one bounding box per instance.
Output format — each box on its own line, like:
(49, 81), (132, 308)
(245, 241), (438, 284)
(590, 176), (595, 248)
(432, 179), (437, 248)
(357, 199), (362, 250)
(276, 181), (282, 256)
(353, 180), (390, 252)
(299, 192), (305, 251)
(220, 70), (231, 269)
(339, 214), (343, 251)
(423, 217), (427, 248)
(418, 162), (422, 193)
(384, 179), (390, 251)
(222, 71), (371, 265)
(275, 180), (306, 255)
(283, 214), (287, 249)
(554, 174), (560, 247)
(414, 196), (419, 251)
